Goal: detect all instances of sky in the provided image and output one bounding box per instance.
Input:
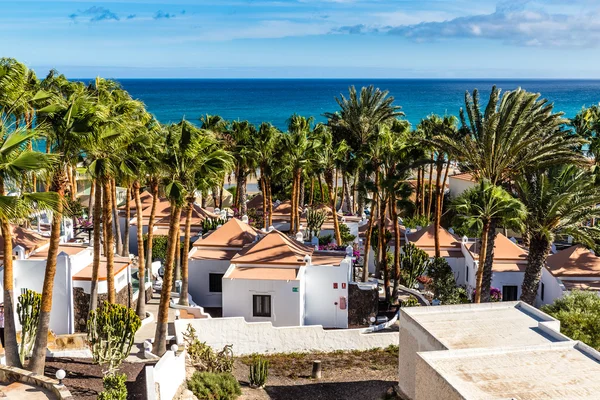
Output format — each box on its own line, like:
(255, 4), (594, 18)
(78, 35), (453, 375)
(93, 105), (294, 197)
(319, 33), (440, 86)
(1, 0), (599, 78)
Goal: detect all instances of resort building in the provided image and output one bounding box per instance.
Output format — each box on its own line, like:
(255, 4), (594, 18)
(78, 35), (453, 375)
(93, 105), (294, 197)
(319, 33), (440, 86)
(406, 225), (464, 280)
(397, 301), (600, 400)
(538, 245), (600, 306)
(187, 218), (260, 307)
(461, 233), (528, 301)
(447, 172), (476, 198)
(222, 229), (351, 328)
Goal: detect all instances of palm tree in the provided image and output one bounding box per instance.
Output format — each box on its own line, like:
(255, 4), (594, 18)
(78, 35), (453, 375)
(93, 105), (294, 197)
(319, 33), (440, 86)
(453, 180), (526, 303)
(253, 123), (280, 229)
(325, 86), (403, 214)
(0, 120), (57, 368)
(515, 165), (600, 304)
(224, 120), (257, 216)
(433, 86), (586, 301)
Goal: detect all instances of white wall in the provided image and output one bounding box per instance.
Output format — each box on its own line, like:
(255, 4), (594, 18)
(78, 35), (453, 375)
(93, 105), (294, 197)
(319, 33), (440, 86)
(448, 176), (476, 199)
(491, 271), (525, 300)
(304, 259), (350, 328)
(146, 349), (186, 400)
(73, 265), (131, 295)
(222, 266), (303, 327)
(174, 317), (398, 356)
(188, 257), (231, 307)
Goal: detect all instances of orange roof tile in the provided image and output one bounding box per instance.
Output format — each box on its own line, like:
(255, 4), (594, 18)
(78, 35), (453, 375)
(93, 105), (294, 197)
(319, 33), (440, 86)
(562, 280), (600, 291)
(468, 234), (528, 263)
(0, 226), (50, 256)
(28, 244), (88, 259)
(547, 245), (600, 278)
(450, 172), (476, 182)
(246, 194), (265, 210)
(271, 200), (301, 219)
(72, 256), (130, 281)
(232, 230), (313, 265)
(119, 190), (154, 212)
(190, 248), (240, 261)
(407, 224), (461, 249)
(492, 262), (527, 273)
(227, 266), (299, 280)
(156, 204), (218, 227)
(311, 252), (346, 266)
(193, 218), (260, 248)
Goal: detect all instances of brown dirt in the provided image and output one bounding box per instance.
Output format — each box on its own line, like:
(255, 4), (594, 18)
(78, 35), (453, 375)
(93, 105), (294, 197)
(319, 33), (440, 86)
(233, 348), (400, 400)
(44, 358), (149, 400)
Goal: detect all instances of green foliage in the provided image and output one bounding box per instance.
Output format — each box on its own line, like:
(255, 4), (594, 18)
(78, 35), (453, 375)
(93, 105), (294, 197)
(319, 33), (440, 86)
(401, 296), (420, 307)
(64, 196), (85, 218)
(16, 289), (41, 365)
(403, 215), (431, 230)
(249, 355), (269, 387)
(371, 229), (393, 255)
(339, 223), (356, 246)
(98, 373), (127, 400)
(183, 325), (234, 373)
(426, 258), (469, 305)
(187, 372), (241, 400)
(87, 302), (141, 375)
(306, 208), (327, 239)
(144, 234), (168, 261)
(542, 291), (600, 350)
(400, 243), (430, 289)
(202, 217), (227, 233)
(318, 234), (333, 245)
(246, 208), (263, 229)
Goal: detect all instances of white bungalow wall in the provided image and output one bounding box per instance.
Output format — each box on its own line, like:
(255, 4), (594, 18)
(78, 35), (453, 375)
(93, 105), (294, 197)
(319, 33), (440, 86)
(187, 255), (231, 307)
(222, 264), (303, 327)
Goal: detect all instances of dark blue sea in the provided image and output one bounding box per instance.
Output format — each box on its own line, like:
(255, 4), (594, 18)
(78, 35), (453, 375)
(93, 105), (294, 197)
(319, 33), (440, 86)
(114, 79), (600, 130)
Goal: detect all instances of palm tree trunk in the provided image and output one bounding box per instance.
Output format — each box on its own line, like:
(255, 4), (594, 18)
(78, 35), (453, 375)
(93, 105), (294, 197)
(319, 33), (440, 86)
(146, 178), (159, 273)
(378, 185), (388, 301)
(420, 167), (426, 217)
(433, 160), (444, 258)
(520, 236), (551, 305)
(88, 179), (95, 216)
(326, 170), (342, 245)
(111, 179), (123, 256)
(309, 178), (314, 206)
(122, 185), (131, 257)
(153, 205), (182, 356)
(172, 227), (181, 292)
(0, 181), (22, 368)
(427, 153), (434, 219)
(318, 174), (325, 204)
(339, 172), (345, 213)
(439, 159), (450, 211)
(299, 176), (305, 210)
(89, 179), (102, 313)
(344, 174), (352, 214)
(201, 190), (207, 208)
(179, 199), (194, 306)
(267, 177), (273, 228)
(103, 180), (116, 303)
(134, 181), (147, 319)
(474, 220), (491, 303)
(240, 173), (248, 216)
(29, 173), (65, 374)
(260, 173), (267, 230)
(290, 171), (297, 233)
(219, 177), (224, 209)
(45, 140), (51, 192)
(481, 219), (498, 303)
(362, 189), (378, 282)
(415, 166), (422, 216)
(296, 172), (302, 232)
(390, 197), (401, 300)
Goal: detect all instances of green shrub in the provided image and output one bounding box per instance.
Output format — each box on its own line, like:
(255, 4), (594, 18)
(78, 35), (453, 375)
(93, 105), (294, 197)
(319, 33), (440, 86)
(98, 373), (127, 400)
(202, 217), (227, 233)
(249, 355), (269, 387)
(403, 215), (431, 230)
(401, 296), (420, 307)
(187, 372), (241, 400)
(400, 243), (429, 289)
(318, 234), (333, 245)
(426, 257), (469, 304)
(183, 325), (234, 373)
(339, 223), (356, 246)
(542, 291), (600, 350)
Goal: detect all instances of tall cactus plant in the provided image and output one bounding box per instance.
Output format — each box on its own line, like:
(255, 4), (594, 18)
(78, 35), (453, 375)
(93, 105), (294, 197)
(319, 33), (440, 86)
(87, 302), (141, 375)
(17, 289), (41, 365)
(249, 355), (269, 388)
(306, 208), (327, 240)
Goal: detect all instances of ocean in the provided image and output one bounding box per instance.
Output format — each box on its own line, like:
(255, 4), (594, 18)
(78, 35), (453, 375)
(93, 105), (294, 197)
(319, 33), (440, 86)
(115, 79), (600, 130)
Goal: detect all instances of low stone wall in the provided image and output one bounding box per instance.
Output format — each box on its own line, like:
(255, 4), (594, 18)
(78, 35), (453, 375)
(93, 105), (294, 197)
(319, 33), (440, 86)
(348, 282), (378, 326)
(0, 365), (73, 399)
(175, 317), (398, 356)
(73, 283), (134, 332)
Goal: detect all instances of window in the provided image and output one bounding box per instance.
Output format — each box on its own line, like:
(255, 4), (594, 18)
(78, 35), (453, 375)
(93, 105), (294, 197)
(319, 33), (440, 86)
(253, 295), (271, 317)
(466, 265), (469, 283)
(502, 285), (518, 301)
(541, 283), (545, 301)
(209, 273), (224, 293)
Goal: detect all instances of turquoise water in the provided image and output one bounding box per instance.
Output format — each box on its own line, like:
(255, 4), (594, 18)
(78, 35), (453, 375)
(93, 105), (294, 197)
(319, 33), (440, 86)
(114, 79), (600, 130)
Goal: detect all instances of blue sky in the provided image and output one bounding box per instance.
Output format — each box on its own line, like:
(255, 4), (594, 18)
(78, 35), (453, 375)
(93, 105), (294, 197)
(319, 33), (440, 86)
(1, 0), (599, 78)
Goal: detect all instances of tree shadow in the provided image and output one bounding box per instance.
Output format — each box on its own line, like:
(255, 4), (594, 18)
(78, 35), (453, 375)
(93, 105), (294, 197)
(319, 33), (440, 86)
(264, 379), (396, 400)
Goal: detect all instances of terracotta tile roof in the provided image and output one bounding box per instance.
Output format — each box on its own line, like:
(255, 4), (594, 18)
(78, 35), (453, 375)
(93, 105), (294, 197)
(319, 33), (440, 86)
(140, 198), (171, 218)
(119, 190), (154, 212)
(193, 218), (260, 248)
(546, 245), (600, 278)
(226, 266), (299, 280)
(271, 200), (301, 220)
(156, 204), (218, 227)
(491, 262), (527, 273)
(406, 224), (461, 249)
(0, 226), (50, 256)
(28, 244), (88, 259)
(422, 249), (464, 259)
(562, 280), (600, 291)
(358, 218), (401, 237)
(246, 194), (264, 210)
(190, 248), (240, 261)
(72, 256), (130, 281)
(450, 172), (476, 182)
(311, 251), (346, 266)
(232, 230), (313, 265)
(468, 233), (528, 263)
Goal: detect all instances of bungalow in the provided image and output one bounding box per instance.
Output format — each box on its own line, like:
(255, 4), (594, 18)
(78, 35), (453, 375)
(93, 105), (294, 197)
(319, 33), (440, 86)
(359, 217), (405, 274)
(187, 218), (260, 307)
(406, 225), (464, 282)
(447, 172), (476, 198)
(462, 233), (528, 301)
(222, 230), (351, 328)
(538, 245), (600, 306)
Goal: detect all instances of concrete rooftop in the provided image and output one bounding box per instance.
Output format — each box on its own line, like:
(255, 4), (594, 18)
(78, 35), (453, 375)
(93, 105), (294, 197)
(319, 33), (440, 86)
(402, 301), (567, 350)
(419, 341), (600, 399)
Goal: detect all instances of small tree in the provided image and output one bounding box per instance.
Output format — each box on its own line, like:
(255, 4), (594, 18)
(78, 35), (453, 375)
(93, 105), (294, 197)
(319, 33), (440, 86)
(306, 208), (327, 240)
(542, 291), (600, 350)
(16, 290), (42, 365)
(87, 302), (141, 375)
(400, 243), (430, 289)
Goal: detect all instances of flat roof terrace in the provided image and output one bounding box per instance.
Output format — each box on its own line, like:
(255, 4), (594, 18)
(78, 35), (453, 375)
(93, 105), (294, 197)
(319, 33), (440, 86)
(418, 341), (600, 400)
(401, 301), (567, 350)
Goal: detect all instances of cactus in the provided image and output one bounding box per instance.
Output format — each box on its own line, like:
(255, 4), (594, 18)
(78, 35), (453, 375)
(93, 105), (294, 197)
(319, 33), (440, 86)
(306, 208), (327, 240)
(249, 355), (269, 388)
(16, 289), (41, 365)
(202, 218), (227, 233)
(87, 302), (141, 375)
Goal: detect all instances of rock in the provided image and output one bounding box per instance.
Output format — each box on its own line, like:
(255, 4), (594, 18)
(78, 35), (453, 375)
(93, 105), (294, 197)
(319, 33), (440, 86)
(178, 389), (198, 400)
